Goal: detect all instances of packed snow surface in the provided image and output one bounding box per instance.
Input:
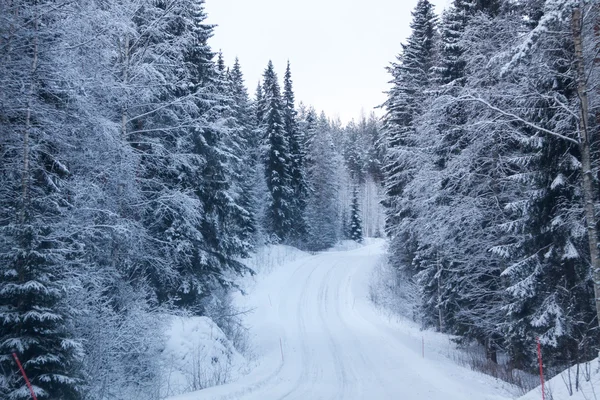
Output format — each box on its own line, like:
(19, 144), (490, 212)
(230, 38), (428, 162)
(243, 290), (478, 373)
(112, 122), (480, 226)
(168, 239), (516, 400)
(518, 358), (600, 400)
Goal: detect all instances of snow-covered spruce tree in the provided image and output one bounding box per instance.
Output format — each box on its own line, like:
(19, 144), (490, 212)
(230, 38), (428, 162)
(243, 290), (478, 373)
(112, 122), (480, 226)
(54, 1), (166, 397)
(382, 0), (438, 327)
(409, 7), (527, 356)
(364, 113), (385, 185)
(404, 0), (508, 336)
(401, 0), (476, 333)
(432, 0), (501, 166)
(349, 189), (364, 243)
(228, 58), (261, 246)
(300, 106), (318, 169)
(342, 120), (369, 184)
(254, 82), (266, 135)
(0, 2), (85, 398)
(304, 114), (343, 251)
(339, 114), (385, 237)
(121, 0), (250, 310)
(283, 61), (308, 243)
(215, 53), (255, 254)
(172, 0), (252, 308)
(485, 0), (600, 370)
(382, 0), (437, 248)
(246, 82), (270, 243)
(261, 61), (294, 242)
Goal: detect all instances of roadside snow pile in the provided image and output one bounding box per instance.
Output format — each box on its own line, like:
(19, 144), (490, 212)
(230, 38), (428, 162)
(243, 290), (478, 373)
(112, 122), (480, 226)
(329, 239), (364, 251)
(242, 244), (310, 275)
(160, 244), (310, 398)
(519, 358), (600, 400)
(369, 256), (418, 319)
(160, 316), (248, 398)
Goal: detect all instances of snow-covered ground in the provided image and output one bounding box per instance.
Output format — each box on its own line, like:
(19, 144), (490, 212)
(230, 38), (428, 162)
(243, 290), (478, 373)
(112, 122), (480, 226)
(518, 358), (600, 400)
(166, 239), (526, 400)
(160, 316), (248, 397)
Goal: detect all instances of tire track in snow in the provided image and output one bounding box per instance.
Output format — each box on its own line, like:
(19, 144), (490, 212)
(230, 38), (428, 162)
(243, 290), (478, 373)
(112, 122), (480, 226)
(199, 255), (319, 400)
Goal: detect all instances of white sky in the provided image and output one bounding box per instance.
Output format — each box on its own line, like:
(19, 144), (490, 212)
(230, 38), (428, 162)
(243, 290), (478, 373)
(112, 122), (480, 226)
(205, 0), (451, 124)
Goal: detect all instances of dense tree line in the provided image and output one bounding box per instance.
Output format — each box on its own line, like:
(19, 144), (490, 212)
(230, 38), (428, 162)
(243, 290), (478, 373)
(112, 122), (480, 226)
(383, 0), (600, 373)
(0, 1), (382, 398)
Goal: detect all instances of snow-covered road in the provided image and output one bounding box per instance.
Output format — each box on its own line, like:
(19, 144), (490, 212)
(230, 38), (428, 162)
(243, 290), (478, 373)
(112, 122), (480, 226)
(170, 240), (513, 400)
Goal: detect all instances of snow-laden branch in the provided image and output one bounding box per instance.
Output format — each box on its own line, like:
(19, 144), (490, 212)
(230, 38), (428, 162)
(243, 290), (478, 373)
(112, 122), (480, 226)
(458, 94), (580, 145)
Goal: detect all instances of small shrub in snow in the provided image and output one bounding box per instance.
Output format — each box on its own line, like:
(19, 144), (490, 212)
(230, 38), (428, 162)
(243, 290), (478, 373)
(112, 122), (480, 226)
(369, 258), (418, 320)
(159, 316), (246, 397)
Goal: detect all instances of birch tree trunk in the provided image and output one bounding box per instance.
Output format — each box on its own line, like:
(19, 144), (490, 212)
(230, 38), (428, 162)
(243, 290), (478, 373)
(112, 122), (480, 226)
(572, 5), (600, 333)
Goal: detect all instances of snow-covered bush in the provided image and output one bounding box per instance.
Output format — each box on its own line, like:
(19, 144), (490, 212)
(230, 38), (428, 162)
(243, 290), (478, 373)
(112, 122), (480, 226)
(369, 258), (418, 321)
(159, 316), (246, 397)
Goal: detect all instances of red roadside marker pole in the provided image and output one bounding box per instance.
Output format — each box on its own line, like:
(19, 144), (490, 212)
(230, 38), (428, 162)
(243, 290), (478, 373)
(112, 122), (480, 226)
(537, 338), (545, 400)
(12, 352), (38, 400)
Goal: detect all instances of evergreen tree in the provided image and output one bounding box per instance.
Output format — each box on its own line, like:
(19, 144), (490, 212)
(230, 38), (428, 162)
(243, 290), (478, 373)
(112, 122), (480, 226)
(380, 0), (600, 370)
(301, 107), (318, 169)
(282, 61), (308, 241)
(122, 0), (250, 310)
(350, 189), (364, 243)
(495, 2), (600, 369)
(0, 2), (86, 398)
(305, 115), (342, 251)
(342, 120), (368, 183)
(254, 82), (266, 135)
(229, 58), (260, 245)
(261, 61), (293, 242)
(364, 113), (385, 184)
(383, 0), (437, 237)
(382, 0), (438, 306)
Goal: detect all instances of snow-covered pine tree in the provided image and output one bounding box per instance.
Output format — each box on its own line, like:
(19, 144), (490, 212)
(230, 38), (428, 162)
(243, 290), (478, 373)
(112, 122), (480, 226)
(342, 120), (368, 184)
(364, 113), (385, 184)
(120, 0), (250, 310)
(382, 0), (437, 303)
(228, 58), (260, 246)
(214, 52), (256, 254)
(261, 61), (294, 242)
(0, 2), (85, 398)
(301, 107), (318, 169)
(305, 114), (343, 250)
(54, 1), (165, 395)
(383, 0), (437, 236)
(350, 189), (364, 243)
(175, 0), (252, 308)
(491, 0), (600, 370)
(283, 61), (308, 242)
(407, 0), (505, 335)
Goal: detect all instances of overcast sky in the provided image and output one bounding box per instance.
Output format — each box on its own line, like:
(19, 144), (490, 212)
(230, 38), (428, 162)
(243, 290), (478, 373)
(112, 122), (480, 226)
(205, 0), (451, 124)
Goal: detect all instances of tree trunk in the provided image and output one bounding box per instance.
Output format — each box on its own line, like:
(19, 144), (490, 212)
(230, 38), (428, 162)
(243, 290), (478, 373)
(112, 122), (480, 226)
(486, 338), (498, 364)
(21, 1), (39, 224)
(437, 251), (445, 333)
(572, 6), (600, 335)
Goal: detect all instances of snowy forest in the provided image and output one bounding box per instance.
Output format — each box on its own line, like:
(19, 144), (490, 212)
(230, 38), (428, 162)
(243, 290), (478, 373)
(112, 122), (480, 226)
(2, 0), (600, 399)
(383, 0), (600, 380)
(0, 0), (383, 398)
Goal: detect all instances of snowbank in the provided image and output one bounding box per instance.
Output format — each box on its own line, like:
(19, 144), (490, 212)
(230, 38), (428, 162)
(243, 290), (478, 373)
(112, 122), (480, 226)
(242, 244), (311, 275)
(518, 359), (600, 400)
(160, 316), (247, 397)
(160, 244), (311, 398)
(329, 239), (364, 251)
